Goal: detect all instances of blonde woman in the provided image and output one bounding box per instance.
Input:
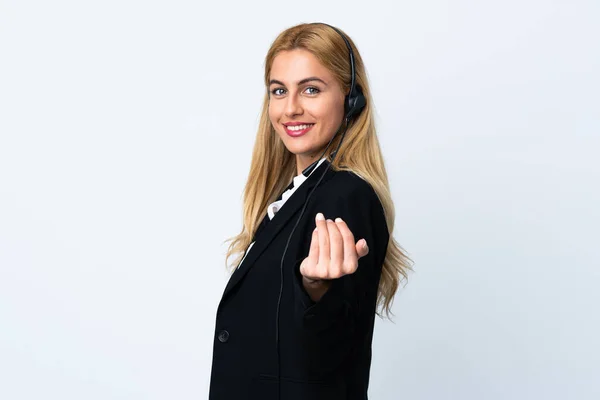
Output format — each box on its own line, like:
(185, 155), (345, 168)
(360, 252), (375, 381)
(209, 22), (412, 400)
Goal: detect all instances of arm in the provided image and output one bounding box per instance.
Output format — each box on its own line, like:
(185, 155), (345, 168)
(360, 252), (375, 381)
(292, 179), (390, 333)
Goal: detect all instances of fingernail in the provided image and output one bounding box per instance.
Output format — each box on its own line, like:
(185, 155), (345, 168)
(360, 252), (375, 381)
(362, 239), (368, 249)
(335, 218), (342, 223)
(316, 213), (324, 221)
(314, 227), (318, 232)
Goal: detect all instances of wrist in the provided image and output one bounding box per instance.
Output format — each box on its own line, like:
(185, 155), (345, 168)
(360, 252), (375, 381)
(301, 276), (331, 302)
(302, 276), (331, 287)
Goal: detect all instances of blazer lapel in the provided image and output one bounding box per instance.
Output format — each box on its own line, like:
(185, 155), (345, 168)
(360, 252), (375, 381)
(222, 159), (337, 299)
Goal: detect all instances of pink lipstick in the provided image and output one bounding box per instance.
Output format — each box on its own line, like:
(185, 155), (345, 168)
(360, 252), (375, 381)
(284, 123), (315, 138)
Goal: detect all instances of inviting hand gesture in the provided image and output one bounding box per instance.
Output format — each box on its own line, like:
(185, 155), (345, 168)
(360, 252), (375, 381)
(299, 212), (369, 300)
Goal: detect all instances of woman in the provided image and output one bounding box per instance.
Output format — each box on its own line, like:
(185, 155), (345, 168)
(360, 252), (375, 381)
(209, 22), (412, 400)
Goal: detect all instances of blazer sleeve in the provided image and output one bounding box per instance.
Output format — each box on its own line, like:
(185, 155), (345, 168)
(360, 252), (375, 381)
(291, 176), (390, 335)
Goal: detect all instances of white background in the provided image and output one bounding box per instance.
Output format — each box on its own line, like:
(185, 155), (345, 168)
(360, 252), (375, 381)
(1, 0), (598, 399)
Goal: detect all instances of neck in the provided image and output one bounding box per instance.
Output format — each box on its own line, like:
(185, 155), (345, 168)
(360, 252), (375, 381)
(296, 148), (339, 175)
(296, 153), (322, 176)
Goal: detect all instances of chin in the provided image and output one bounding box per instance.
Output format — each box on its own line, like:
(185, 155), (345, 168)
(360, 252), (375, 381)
(282, 146), (306, 156)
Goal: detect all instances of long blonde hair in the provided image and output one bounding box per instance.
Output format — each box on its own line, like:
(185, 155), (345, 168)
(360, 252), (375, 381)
(223, 22), (413, 318)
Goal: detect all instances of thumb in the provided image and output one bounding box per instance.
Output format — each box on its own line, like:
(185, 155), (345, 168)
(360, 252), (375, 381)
(355, 239), (369, 259)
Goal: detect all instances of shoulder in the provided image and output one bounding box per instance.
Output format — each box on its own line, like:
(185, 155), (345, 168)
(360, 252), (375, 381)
(311, 169), (387, 229)
(318, 169), (381, 206)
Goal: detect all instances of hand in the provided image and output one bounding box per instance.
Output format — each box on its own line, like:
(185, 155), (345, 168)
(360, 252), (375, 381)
(299, 212), (369, 284)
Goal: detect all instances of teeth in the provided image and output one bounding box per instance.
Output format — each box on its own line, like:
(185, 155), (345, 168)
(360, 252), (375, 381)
(287, 124), (314, 131)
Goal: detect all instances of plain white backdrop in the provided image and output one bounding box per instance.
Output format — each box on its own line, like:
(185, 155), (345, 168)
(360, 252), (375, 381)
(1, 0), (598, 399)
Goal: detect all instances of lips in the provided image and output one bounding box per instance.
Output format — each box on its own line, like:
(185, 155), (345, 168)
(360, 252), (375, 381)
(284, 123), (315, 138)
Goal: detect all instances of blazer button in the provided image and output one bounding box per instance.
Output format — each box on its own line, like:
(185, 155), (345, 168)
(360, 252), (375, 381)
(217, 330), (230, 343)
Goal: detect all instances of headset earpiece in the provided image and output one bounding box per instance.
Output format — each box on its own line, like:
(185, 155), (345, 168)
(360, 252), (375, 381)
(345, 85), (366, 120)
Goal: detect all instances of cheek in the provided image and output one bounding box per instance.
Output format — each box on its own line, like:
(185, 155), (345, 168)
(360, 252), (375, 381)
(267, 103), (277, 125)
(310, 99), (344, 125)
(268, 105), (285, 136)
(269, 99), (285, 116)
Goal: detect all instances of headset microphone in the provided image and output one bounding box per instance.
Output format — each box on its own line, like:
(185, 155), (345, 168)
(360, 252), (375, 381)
(274, 23), (366, 399)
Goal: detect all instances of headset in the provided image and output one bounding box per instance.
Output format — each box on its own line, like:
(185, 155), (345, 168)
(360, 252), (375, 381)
(274, 23), (367, 399)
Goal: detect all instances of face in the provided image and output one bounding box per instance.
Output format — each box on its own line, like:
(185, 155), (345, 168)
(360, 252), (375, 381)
(268, 49), (346, 174)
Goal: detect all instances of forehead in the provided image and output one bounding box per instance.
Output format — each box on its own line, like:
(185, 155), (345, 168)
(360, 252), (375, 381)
(270, 49), (332, 81)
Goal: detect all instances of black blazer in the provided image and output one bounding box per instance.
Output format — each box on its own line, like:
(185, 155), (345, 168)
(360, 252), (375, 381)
(209, 159), (390, 400)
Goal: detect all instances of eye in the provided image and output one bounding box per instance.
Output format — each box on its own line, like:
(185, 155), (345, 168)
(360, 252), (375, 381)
(269, 86), (320, 97)
(304, 86), (320, 95)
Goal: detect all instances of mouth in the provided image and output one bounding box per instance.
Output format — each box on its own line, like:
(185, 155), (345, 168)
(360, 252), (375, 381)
(283, 123), (315, 138)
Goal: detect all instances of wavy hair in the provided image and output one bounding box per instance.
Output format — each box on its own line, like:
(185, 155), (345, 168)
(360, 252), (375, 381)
(223, 22), (413, 318)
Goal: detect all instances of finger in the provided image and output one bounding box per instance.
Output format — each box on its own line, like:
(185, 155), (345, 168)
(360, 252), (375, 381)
(327, 219), (343, 278)
(306, 226), (320, 266)
(315, 213), (330, 269)
(334, 217), (358, 274)
(299, 227), (320, 278)
(355, 239), (369, 259)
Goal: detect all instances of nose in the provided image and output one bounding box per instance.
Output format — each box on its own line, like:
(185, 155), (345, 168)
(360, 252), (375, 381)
(284, 92), (303, 117)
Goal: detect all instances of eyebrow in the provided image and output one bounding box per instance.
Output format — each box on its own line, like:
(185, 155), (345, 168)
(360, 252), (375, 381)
(268, 77), (328, 86)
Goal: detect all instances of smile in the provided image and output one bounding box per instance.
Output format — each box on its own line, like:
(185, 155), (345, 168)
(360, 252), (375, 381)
(284, 123), (315, 138)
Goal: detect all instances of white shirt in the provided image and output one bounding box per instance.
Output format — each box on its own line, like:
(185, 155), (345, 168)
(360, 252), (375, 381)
(235, 157), (327, 270)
